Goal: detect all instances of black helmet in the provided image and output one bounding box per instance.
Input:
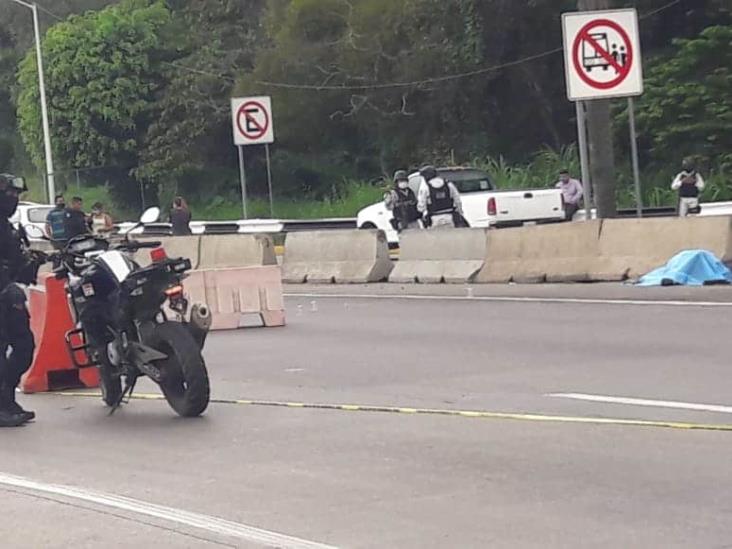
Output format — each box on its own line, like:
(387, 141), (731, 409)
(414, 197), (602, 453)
(420, 165), (437, 181)
(0, 173), (27, 193)
(393, 169), (408, 182)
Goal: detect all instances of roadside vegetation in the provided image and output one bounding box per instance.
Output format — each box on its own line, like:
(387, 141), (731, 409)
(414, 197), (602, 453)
(1, 1), (729, 220)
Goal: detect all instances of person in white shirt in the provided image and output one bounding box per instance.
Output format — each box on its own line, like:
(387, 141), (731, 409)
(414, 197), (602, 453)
(417, 166), (463, 229)
(671, 159), (705, 217)
(555, 169), (584, 221)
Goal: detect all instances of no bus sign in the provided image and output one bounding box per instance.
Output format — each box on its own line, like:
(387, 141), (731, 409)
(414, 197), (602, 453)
(562, 9), (643, 101)
(231, 96), (275, 146)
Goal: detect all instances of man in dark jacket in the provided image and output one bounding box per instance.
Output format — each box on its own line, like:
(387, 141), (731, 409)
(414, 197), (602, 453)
(64, 196), (89, 239)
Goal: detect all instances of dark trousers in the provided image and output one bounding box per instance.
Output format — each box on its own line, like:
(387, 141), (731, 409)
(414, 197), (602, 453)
(564, 202), (580, 221)
(0, 285), (35, 408)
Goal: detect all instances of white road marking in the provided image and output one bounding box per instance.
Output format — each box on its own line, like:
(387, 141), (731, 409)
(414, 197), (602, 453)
(548, 393), (732, 414)
(0, 472), (337, 549)
(285, 292), (732, 308)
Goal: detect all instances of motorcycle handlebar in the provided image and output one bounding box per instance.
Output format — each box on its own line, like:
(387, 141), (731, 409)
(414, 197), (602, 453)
(115, 240), (162, 251)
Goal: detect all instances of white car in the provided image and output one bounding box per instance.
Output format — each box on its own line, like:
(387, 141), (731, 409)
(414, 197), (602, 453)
(11, 201), (55, 241)
(357, 167), (565, 244)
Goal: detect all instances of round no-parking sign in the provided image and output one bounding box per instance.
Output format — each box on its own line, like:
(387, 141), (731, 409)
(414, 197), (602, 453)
(562, 9), (643, 101)
(231, 96), (275, 146)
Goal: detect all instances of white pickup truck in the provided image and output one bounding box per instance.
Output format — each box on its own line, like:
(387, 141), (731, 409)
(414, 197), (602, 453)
(357, 167), (565, 244)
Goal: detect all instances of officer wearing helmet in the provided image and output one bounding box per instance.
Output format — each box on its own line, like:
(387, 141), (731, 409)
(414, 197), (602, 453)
(671, 158), (705, 217)
(417, 165), (463, 228)
(384, 170), (422, 232)
(0, 173), (44, 427)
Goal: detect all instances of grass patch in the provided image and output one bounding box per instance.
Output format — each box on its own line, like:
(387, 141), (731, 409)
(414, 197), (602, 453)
(194, 181), (386, 220)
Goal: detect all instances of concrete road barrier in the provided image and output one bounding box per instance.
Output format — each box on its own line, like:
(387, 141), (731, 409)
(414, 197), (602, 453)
(595, 216), (732, 280)
(389, 228), (487, 283)
(283, 230), (393, 283)
(183, 266), (285, 330)
(199, 234), (277, 269)
(475, 221), (602, 283)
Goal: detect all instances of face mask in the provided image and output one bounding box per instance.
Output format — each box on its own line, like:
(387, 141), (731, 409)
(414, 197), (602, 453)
(0, 194), (19, 217)
(398, 181), (408, 190)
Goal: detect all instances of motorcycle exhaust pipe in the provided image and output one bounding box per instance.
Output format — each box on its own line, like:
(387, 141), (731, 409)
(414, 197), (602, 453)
(188, 302), (212, 349)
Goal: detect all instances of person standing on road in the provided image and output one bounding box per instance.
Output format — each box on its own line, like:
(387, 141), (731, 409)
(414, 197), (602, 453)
(169, 196), (192, 236)
(89, 202), (114, 235)
(0, 174), (43, 427)
(555, 169), (584, 221)
(672, 159), (705, 217)
(64, 196), (89, 239)
(417, 166), (463, 229)
(45, 194), (68, 244)
(385, 170), (422, 232)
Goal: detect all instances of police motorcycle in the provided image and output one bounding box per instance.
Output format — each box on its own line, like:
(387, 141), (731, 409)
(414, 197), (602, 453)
(28, 207), (211, 417)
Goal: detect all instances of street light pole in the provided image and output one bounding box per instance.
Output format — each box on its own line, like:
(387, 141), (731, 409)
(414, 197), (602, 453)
(10, 0), (55, 201)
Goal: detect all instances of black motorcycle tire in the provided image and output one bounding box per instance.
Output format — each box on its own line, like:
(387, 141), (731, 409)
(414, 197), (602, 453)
(98, 357), (123, 408)
(149, 321), (210, 417)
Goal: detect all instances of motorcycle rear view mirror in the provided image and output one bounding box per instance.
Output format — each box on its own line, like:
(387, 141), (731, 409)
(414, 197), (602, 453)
(140, 207), (160, 225)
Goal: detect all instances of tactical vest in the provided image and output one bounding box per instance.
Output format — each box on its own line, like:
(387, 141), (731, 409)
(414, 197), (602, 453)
(393, 188), (420, 226)
(427, 182), (454, 215)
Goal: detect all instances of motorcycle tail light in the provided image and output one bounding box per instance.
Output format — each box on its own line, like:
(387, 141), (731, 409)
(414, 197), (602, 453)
(150, 247), (167, 262)
(165, 285), (184, 297)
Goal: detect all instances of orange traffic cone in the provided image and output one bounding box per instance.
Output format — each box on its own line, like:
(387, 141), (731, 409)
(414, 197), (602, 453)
(21, 273), (99, 393)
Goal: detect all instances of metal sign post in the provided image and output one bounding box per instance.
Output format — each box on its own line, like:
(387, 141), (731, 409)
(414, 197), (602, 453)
(628, 97), (642, 217)
(265, 143), (274, 218)
(575, 101), (592, 218)
(237, 145), (248, 219)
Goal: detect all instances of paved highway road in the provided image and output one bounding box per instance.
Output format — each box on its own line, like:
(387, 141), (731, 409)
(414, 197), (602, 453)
(2, 286), (732, 548)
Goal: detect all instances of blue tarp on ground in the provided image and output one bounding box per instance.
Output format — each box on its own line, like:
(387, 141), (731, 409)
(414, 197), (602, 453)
(637, 249), (732, 286)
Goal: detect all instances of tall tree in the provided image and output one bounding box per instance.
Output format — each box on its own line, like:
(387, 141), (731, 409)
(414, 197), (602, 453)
(16, 0), (172, 194)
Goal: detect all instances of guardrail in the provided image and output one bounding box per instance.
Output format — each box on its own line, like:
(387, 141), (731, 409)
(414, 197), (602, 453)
(117, 218), (357, 236)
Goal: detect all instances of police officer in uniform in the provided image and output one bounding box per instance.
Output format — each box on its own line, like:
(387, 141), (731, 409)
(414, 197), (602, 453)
(384, 170), (422, 232)
(417, 165), (463, 229)
(0, 174), (43, 427)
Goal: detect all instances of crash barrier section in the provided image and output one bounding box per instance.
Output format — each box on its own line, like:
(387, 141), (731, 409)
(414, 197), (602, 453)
(131, 234), (282, 330)
(475, 220), (603, 283)
(198, 234), (277, 269)
(22, 273), (99, 393)
(475, 216), (732, 283)
(182, 266), (285, 330)
(593, 215), (732, 280)
(283, 229), (394, 283)
(389, 228), (488, 283)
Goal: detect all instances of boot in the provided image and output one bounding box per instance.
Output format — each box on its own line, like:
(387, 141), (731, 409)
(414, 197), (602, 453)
(0, 409), (26, 427)
(0, 384), (34, 423)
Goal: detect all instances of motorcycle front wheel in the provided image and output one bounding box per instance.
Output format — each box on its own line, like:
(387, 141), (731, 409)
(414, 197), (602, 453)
(149, 321), (210, 417)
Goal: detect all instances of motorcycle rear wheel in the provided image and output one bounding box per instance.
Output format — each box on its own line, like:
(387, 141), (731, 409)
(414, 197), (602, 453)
(149, 321), (210, 417)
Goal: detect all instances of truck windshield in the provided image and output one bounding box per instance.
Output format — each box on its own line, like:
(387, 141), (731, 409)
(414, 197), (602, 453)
(440, 170), (495, 193)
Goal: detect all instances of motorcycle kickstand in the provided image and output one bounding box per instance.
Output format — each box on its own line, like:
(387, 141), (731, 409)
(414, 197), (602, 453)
(108, 376), (138, 416)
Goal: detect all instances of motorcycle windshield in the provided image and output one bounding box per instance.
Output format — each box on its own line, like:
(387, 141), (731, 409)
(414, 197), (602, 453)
(98, 251), (134, 283)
